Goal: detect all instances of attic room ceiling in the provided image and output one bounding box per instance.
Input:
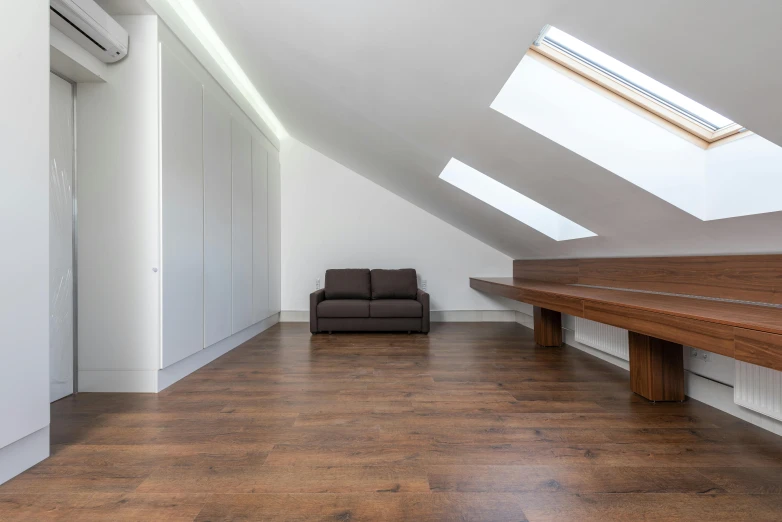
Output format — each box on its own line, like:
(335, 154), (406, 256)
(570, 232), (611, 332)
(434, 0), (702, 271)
(188, 0), (782, 259)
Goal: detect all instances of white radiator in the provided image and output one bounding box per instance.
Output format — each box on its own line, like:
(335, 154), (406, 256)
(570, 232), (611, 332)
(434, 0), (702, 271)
(574, 317), (629, 361)
(574, 318), (782, 424)
(735, 361), (782, 422)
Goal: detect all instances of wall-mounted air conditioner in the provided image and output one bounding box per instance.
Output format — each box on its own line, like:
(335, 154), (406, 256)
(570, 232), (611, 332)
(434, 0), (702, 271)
(50, 0), (129, 63)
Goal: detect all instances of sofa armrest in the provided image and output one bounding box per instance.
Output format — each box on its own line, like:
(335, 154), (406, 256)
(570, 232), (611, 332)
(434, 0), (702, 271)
(310, 289), (326, 334)
(417, 289), (430, 334)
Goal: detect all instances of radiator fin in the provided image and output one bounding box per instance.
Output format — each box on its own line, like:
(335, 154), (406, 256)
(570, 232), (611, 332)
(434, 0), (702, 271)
(574, 317), (629, 361)
(735, 361), (782, 422)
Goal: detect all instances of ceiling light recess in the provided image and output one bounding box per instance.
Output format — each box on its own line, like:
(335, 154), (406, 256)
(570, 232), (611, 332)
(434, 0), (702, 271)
(149, 0), (287, 139)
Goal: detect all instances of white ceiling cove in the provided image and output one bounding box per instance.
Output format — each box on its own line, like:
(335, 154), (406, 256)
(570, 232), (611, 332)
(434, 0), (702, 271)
(191, 0), (782, 258)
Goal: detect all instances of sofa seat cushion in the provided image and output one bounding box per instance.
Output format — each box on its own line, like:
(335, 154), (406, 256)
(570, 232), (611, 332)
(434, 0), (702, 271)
(325, 268), (371, 299)
(317, 299), (370, 318)
(371, 268), (418, 299)
(370, 299), (423, 318)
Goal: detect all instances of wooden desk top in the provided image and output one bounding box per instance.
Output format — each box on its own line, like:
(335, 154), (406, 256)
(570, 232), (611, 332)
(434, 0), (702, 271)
(470, 277), (782, 337)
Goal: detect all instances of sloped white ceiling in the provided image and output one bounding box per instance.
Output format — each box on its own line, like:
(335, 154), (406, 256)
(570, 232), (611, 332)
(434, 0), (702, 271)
(192, 0), (782, 259)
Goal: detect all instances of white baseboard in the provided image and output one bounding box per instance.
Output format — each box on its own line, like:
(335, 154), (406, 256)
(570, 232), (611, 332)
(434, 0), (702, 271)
(280, 310), (308, 322)
(280, 310), (517, 323)
(515, 311), (782, 437)
(515, 310), (534, 329)
(431, 310), (516, 322)
(80, 314), (280, 393)
(0, 426), (49, 485)
(158, 313), (280, 392)
(79, 369), (158, 393)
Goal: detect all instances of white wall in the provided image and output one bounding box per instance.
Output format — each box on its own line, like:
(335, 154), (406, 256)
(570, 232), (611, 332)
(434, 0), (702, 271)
(77, 16), (162, 390)
(268, 155), (282, 315)
(280, 139), (512, 313)
(0, 0), (50, 484)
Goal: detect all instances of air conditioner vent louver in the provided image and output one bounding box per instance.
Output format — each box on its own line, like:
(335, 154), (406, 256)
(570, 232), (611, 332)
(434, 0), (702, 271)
(49, 0), (128, 64)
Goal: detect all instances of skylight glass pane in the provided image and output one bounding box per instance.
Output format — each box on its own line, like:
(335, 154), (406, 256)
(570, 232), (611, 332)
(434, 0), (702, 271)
(541, 26), (734, 130)
(439, 158), (596, 241)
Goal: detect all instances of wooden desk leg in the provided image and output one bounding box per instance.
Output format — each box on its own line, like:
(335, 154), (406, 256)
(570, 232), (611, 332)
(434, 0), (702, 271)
(629, 332), (685, 402)
(533, 306), (562, 347)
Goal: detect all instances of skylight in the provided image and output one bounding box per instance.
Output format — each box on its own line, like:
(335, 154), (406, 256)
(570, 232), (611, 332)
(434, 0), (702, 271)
(533, 25), (742, 143)
(489, 26), (781, 222)
(439, 159), (596, 241)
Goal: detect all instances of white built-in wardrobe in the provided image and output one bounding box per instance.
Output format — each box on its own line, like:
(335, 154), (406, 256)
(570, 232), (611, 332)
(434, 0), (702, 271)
(77, 16), (281, 392)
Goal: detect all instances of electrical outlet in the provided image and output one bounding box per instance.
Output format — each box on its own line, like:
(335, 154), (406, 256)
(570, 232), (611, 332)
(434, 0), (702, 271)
(316, 277), (320, 290)
(421, 279), (427, 291)
(700, 351), (710, 362)
(690, 348), (699, 358)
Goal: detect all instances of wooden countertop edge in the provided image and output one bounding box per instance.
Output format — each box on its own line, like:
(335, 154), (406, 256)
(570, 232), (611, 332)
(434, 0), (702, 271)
(469, 277), (782, 337)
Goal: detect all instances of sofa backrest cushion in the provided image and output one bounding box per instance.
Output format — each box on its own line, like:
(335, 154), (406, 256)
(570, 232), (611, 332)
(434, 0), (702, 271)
(371, 269), (418, 299)
(325, 269), (371, 300)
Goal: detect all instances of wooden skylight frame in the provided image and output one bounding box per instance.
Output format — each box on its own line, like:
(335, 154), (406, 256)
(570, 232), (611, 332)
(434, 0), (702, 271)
(530, 27), (750, 149)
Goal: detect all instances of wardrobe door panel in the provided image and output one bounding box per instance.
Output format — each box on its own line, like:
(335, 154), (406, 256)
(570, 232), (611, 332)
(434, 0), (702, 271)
(252, 138), (269, 323)
(268, 154), (282, 315)
(231, 120), (253, 333)
(161, 44), (204, 368)
(203, 93), (232, 347)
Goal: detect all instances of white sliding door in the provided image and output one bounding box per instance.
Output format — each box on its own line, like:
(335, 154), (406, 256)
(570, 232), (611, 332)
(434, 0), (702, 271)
(203, 93), (233, 347)
(268, 154), (282, 315)
(160, 44), (204, 368)
(231, 120), (253, 333)
(252, 138), (269, 323)
(49, 73), (74, 402)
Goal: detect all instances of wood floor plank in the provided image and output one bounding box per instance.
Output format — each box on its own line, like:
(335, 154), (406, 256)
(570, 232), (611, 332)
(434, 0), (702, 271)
(0, 492), (207, 521)
(427, 465), (724, 494)
(194, 493), (528, 522)
(1, 322), (781, 521)
(0, 465), (154, 494)
(696, 467), (782, 494)
(514, 492), (782, 522)
(136, 465), (431, 494)
(263, 441), (782, 468)
(292, 411), (721, 430)
(45, 443), (271, 468)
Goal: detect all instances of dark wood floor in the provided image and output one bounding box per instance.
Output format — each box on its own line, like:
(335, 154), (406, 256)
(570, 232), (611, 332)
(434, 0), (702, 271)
(2, 323), (782, 521)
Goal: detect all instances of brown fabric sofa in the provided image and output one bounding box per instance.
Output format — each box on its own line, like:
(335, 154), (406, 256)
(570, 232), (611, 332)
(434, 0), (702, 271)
(310, 268), (430, 333)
